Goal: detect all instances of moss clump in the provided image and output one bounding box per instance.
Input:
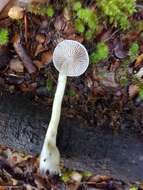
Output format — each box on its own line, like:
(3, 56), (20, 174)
(96, 0), (136, 30)
(0, 28), (9, 45)
(90, 42), (109, 63)
(129, 41), (139, 60)
(72, 1), (98, 39)
(28, 5), (54, 17)
(45, 6), (54, 17)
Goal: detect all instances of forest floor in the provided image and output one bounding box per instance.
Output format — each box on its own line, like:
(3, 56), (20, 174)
(0, 0), (143, 189)
(0, 145), (142, 190)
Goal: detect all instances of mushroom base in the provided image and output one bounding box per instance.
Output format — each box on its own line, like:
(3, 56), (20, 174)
(40, 141), (61, 175)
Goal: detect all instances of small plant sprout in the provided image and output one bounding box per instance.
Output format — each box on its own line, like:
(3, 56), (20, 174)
(39, 40), (89, 175)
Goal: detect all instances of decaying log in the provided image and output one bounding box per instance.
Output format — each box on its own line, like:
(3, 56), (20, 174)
(0, 93), (142, 182)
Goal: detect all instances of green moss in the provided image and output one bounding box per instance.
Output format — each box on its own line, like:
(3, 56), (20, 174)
(60, 172), (71, 183)
(0, 28), (9, 45)
(45, 6), (54, 17)
(96, 0), (136, 30)
(138, 83), (143, 100)
(129, 41), (139, 60)
(120, 77), (129, 87)
(73, 1), (82, 11)
(90, 42), (109, 63)
(85, 30), (94, 40)
(72, 3), (97, 39)
(75, 19), (85, 33)
(82, 171), (93, 177)
(28, 5), (54, 17)
(67, 89), (76, 97)
(46, 79), (53, 91)
(130, 186), (138, 190)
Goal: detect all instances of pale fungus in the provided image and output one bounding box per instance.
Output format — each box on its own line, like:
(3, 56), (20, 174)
(39, 40), (89, 175)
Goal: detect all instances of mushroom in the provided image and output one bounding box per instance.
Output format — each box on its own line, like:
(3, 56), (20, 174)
(39, 40), (89, 175)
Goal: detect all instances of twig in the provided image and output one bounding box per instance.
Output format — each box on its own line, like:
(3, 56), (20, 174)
(24, 14), (28, 44)
(13, 35), (36, 74)
(104, 29), (120, 42)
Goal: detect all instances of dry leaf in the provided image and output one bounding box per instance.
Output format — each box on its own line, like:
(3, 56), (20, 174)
(41, 51), (52, 65)
(9, 58), (24, 73)
(8, 6), (24, 20)
(128, 84), (139, 98)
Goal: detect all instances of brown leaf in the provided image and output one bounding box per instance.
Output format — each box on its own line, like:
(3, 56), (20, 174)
(134, 53), (143, 66)
(13, 34), (36, 74)
(36, 33), (46, 44)
(114, 41), (128, 59)
(67, 34), (84, 43)
(128, 84), (139, 98)
(34, 44), (45, 56)
(41, 51), (53, 65)
(63, 7), (71, 21)
(54, 15), (66, 31)
(0, 187), (7, 190)
(68, 171), (82, 190)
(9, 58), (24, 73)
(88, 175), (111, 183)
(34, 175), (47, 189)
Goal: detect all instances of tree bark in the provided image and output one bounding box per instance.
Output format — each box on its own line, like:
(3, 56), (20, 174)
(0, 92), (142, 182)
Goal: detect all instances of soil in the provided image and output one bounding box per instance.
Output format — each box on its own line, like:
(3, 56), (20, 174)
(0, 92), (142, 183)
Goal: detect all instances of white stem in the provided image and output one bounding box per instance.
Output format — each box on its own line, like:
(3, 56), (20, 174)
(44, 73), (67, 146)
(39, 73), (67, 174)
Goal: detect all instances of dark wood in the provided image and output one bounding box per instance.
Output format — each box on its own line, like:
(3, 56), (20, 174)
(0, 93), (142, 182)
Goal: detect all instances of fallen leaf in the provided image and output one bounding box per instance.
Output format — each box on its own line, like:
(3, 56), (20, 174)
(36, 33), (46, 44)
(41, 51), (53, 65)
(9, 58), (24, 73)
(114, 41), (128, 59)
(128, 84), (139, 98)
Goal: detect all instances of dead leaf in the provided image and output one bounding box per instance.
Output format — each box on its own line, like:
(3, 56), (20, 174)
(41, 51), (52, 65)
(9, 58), (24, 73)
(88, 175), (111, 183)
(36, 34), (46, 44)
(114, 41), (128, 59)
(128, 84), (139, 98)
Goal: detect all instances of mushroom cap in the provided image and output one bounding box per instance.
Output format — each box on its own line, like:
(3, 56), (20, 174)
(53, 40), (89, 77)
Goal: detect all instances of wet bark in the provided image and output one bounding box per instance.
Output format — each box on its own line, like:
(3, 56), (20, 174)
(0, 92), (142, 182)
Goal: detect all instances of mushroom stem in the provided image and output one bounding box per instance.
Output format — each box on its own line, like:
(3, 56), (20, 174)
(45, 73), (67, 145)
(40, 73), (67, 174)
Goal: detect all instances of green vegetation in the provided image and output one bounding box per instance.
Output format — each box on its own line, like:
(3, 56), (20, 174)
(67, 89), (76, 97)
(139, 87), (143, 100)
(90, 42), (109, 63)
(96, 0), (136, 30)
(0, 28), (9, 45)
(120, 77), (129, 87)
(129, 41), (139, 60)
(46, 79), (53, 91)
(82, 171), (93, 177)
(45, 6), (54, 17)
(28, 5), (54, 17)
(130, 186), (138, 190)
(72, 1), (98, 39)
(60, 171), (71, 183)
